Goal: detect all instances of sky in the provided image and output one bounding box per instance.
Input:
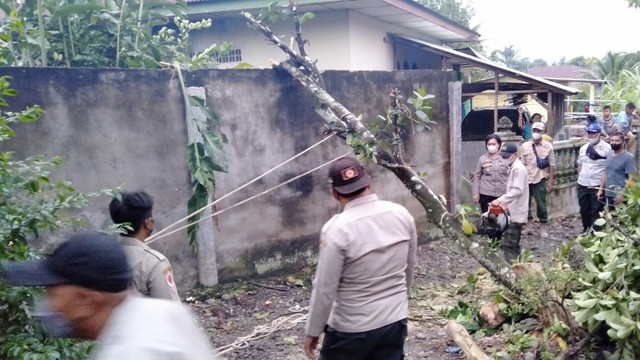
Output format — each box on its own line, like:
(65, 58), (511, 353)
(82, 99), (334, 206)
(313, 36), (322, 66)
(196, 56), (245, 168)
(469, 0), (640, 63)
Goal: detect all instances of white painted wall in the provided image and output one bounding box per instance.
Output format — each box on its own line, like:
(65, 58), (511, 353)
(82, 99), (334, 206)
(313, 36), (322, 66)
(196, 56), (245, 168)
(191, 10), (351, 70)
(189, 9), (447, 71)
(346, 11), (441, 71)
(347, 11), (392, 70)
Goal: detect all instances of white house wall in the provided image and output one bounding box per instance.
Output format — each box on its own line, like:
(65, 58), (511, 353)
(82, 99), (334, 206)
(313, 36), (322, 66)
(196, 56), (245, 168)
(190, 10), (351, 70)
(346, 10), (441, 70)
(189, 8), (447, 71)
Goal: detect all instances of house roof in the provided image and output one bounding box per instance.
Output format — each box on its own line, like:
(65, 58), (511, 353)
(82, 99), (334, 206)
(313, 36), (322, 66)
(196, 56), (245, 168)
(186, 0), (479, 42)
(527, 65), (604, 84)
(390, 34), (580, 96)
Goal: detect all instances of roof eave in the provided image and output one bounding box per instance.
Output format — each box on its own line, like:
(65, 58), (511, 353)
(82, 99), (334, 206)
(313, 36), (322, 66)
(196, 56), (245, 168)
(391, 34), (579, 96)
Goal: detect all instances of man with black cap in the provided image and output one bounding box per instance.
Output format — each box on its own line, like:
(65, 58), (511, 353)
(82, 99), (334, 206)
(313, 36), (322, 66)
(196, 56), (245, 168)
(491, 143), (529, 262)
(0, 231), (216, 359)
(303, 157), (417, 360)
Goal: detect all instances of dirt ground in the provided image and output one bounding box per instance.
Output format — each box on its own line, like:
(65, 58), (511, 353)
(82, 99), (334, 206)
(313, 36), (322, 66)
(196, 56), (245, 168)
(187, 216), (584, 360)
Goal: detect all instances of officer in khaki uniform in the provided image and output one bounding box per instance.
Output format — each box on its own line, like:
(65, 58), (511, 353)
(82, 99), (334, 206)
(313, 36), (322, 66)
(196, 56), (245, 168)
(520, 122), (555, 238)
(109, 191), (180, 301)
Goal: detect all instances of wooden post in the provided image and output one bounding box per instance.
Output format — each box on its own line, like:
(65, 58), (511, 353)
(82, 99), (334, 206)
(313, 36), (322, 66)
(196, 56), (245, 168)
(185, 87), (219, 287)
(547, 91), (554, 137)
(494, 72), (499, 133)
(449, 81), (462, 213)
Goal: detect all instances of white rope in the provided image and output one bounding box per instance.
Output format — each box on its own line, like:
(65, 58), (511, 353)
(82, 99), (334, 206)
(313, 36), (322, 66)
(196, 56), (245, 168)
(147, 150), (352, 245)
(214, 306), (309, 356)
(147, 133), (337, 242)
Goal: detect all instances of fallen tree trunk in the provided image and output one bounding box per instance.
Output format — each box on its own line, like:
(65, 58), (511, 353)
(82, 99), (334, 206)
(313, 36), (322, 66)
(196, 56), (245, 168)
(242, 8), (525, 292)
(445, 321), (492, 360)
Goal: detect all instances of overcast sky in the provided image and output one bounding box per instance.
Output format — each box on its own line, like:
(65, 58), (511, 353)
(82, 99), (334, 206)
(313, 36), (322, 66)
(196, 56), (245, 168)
(469, 0), (640, 63)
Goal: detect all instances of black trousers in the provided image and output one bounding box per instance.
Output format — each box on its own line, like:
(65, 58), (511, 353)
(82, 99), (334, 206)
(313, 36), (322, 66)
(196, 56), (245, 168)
(479, 194), (499, 214)
(319, 319), (407, 360)
(578, 185), (605, 231)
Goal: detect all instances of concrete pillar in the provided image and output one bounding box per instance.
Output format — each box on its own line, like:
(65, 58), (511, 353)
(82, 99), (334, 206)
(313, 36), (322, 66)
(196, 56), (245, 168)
(185, 87), (219, 286)
(449, 81), (462, 213)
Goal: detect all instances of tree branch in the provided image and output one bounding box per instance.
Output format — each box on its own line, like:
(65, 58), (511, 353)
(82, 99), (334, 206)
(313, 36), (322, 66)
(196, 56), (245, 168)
(603, 215), (640, 246)
(275, 60), (516, 290)
(242, 11), (325, 89)
(289, 0), (308, 58)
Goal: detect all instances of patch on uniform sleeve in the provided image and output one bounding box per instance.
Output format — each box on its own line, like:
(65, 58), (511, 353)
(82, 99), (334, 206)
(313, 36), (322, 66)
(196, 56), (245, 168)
(164, 266), (176, 287)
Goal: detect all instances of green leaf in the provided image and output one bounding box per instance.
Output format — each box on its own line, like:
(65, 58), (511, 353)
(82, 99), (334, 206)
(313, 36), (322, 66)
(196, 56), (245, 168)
(598, 271), (613, 280)
(593, 309), (613, 321)
(200, 131), (228, 172)
(53, 4), (107, 17)
(415, 110), (429, 123)
(594, 218), (607, 227)
(574, 298), (599, 308)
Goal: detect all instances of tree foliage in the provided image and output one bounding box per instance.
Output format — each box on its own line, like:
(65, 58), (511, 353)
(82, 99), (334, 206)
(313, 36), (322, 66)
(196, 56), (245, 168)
(415, 0), (476, 28)
(0, 0), (229, 68)
(569, 178), (640, 359)
(490, 45), (529, 71)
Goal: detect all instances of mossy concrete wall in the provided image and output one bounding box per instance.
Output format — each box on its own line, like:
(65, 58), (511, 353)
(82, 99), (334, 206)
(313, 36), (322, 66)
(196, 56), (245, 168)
(1, 67), (457, 291)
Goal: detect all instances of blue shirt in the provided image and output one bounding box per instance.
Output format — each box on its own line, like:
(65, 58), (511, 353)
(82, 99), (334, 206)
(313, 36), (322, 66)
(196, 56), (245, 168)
(604, 151), (636, 197)
(616, 111), (631, 133)
(522, 123), (532, 140)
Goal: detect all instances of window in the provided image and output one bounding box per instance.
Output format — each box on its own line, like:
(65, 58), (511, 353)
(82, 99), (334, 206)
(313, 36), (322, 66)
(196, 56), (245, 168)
(216, 49), (242, 63)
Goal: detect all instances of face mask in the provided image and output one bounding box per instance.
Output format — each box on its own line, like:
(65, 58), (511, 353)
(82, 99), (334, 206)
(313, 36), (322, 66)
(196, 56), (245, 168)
(487, 145), (499, 154)
(32, 298), (74, 338)
(532, 133), (542, 140)
(588, 137), (599, 145)
(611, 143), (622, 151)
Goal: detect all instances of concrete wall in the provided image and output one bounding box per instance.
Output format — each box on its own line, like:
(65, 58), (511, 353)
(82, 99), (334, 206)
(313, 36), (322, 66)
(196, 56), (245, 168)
(2, 67), (457, 289)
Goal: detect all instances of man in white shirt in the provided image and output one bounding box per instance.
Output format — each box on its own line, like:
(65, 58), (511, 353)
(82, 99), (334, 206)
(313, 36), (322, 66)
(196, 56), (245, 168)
(0, 231), (216, 360)
(491, 143), (529, 262)
(577, 123), (610, 233)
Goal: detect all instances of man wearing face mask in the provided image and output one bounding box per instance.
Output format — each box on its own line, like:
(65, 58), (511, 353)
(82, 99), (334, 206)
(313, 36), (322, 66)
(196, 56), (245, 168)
(597, 132), (637, 211)
(109, 191), (179, 301)
(0, 231), (216, 359)
(520, 122), (555, 238)
(490, 143), (529, 262)
(577, 123), (610, 234)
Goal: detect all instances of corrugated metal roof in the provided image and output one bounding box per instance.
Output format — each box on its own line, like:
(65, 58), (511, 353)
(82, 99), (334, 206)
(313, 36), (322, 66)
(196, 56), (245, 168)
(186, 0), (479, 42)
(391, 34), (580, 96)
(527, 65), (603, 84)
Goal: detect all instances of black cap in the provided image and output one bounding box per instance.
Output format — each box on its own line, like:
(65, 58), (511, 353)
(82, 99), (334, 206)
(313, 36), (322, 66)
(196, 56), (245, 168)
(328, 157), (372, 195)
(0, 231), (131, 293)
(500, 143), (518, 159)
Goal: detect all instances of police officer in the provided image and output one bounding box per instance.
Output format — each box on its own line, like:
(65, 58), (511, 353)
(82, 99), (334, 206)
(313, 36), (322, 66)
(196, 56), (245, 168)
(304, 157), (417, 360)
(109, 191), (180, 301)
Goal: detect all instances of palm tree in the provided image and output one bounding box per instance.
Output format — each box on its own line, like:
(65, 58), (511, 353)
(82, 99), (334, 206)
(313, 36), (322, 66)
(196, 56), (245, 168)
(594, 51), (631, 80)
(600, 68), (640, 111)
(490, 45), (528, 71)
